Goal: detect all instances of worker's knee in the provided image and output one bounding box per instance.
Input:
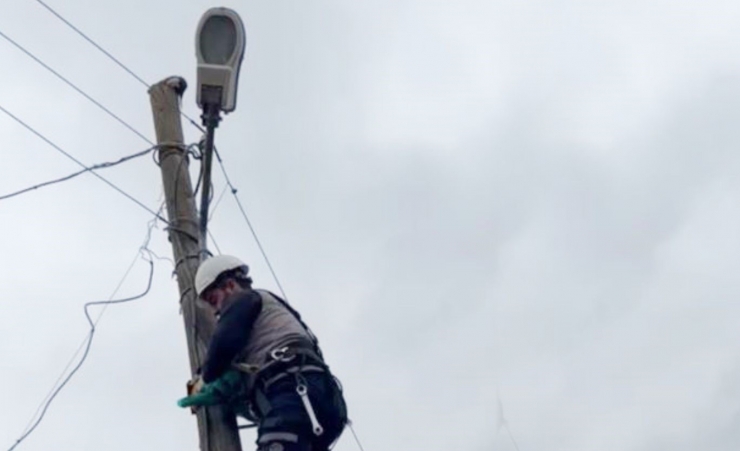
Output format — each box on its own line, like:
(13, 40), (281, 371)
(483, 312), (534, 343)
(256, 431), (310, 451)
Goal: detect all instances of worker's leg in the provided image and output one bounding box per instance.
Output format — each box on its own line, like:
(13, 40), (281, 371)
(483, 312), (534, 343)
(255, 431), (310, 451)
(255, 372), (346, 451)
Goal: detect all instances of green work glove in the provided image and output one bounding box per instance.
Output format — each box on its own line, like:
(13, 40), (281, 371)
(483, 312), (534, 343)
(177, 384), (220, 408)
(177, 370), (244, 409)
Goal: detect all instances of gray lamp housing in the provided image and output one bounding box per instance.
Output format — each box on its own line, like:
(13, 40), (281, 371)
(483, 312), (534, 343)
(195, 7), (246, 113)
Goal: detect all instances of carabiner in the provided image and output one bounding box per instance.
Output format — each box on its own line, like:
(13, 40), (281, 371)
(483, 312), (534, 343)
(270, 346), (296, 363)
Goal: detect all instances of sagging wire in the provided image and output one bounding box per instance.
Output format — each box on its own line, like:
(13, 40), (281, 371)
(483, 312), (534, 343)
(8, 255), (154, 451)
(23, 0), (230, 262)
(0, 102), (167, 223)
(29, 0), (226, 260)
(1, 18), (206, 231)
(6, 205), (163, 451)
(166, 142), (202, 213)
(162, 142), (222, 256)
(0, 145), (158, 201)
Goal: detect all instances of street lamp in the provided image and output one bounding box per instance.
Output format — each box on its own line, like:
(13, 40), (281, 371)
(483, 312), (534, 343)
(196, 7), (246, 114)
(194, 7), (246, 256)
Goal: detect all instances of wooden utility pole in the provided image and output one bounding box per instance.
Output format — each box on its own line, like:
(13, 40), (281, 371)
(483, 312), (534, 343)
(149, 77), (243, 451)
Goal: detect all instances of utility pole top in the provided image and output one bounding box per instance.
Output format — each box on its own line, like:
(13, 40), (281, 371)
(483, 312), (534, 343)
(162, 75), (188, 95)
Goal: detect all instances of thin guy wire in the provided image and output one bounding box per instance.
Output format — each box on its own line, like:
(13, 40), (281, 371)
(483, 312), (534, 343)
(213, 148), (289, 300)
(0, 103), (167, 223)
(208, 184), (229, 221)
(0, 145), (156, 201)
(504, 423), (522, 451)
(14, 202), (164, 441)
(0, 28), (153, 145)
(208, 229), (223, 256)
(7, 251), (155, 451)
(348, 422), (366, 451)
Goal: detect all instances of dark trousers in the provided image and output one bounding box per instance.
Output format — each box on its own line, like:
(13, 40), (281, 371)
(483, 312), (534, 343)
(255, 372), (347, 451)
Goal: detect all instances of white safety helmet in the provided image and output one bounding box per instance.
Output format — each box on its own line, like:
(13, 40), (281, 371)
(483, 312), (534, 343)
(194, 255), (249, 298)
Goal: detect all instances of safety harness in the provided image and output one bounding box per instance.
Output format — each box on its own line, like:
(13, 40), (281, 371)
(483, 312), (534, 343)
(228, 291), (346, 436)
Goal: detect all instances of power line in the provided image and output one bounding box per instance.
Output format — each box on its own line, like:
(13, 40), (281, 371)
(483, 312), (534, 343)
(34, 0), (150, 88)
(7, 235), (157, 451)
(0, 102), (167, 222)
(0, 28), (153, 145)
(212, 148), (289, 300)
(1, 23), (227, 288)
(0, 17), (209, 231)
(0, 145), (157, 201)
(31, 0), (207, 135)
(24, 0), (234, 260)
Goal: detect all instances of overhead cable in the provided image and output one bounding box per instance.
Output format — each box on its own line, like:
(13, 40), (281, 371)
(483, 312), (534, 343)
(0, 145), (157, 201)
(0, 103), (167, 222)
(213, 148), (289, 300)
(0, 28), (153, 145)
(31, 0), (207, 135)
(34, 0), (151, 88)
(7, 223), (158, 451)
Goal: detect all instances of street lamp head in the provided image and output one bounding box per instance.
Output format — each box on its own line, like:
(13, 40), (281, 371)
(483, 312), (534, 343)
(195, 7), (246, 113)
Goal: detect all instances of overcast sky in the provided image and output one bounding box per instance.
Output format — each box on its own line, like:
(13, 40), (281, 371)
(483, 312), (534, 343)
(2, 1), (740, 450)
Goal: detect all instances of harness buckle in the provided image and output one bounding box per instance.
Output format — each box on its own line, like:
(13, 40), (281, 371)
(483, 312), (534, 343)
(270, 346), (296, 363)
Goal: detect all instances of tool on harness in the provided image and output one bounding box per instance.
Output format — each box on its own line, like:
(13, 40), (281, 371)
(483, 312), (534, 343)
(296, 374), (324, 436)
(236, 342), (331, 428)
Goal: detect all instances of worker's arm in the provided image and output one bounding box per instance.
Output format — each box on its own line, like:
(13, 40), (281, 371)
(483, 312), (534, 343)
(201, 290), (263, 383)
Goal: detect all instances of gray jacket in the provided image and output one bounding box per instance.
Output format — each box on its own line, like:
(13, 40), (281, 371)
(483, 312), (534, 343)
(239, 289), (312, 366)
(201, 288), (314, 383)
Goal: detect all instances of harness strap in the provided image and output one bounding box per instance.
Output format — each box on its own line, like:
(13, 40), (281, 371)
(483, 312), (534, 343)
(262, 365), (326, 391)
(230, 341), (326, 408)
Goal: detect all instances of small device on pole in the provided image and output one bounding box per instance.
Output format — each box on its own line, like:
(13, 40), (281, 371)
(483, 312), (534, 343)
(195, 7), (246, 258)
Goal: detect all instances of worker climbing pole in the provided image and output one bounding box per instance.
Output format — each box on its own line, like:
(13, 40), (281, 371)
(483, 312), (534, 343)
(151, 7), (349, 451)
(179, 256), (349, 451)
